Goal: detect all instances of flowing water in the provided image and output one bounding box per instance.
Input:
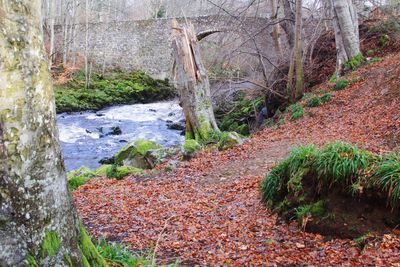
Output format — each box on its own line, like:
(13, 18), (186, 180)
(56, 101), (184, 171)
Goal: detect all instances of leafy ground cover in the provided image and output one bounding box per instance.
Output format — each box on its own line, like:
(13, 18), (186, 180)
(73, 53), (400, 265)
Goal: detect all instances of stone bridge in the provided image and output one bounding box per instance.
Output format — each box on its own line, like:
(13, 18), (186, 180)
(53, 15), (275, 79)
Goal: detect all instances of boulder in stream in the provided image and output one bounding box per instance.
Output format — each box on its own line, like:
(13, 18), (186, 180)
(115, 139), (177, 169)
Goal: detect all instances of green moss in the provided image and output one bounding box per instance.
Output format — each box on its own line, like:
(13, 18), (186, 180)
(114, 139), (161, 166)
(182, 139), (202, 158)
(217, 131), (243, 151)
(64, 255), (73, 267)
(105, 165), (144, 180)
(55, 71), (175, 113)
(26, 254), (38, 267)
(94, 165), (112, 176)
(40, 231), (61, 258)
(67, 167), (96, 190)
(78, 224), (109, 267)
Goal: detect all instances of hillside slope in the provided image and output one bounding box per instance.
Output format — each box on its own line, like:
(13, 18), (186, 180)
(73, 53), (400, 265)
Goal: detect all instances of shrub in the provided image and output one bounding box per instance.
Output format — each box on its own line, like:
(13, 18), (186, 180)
(335, 79), (348, 90)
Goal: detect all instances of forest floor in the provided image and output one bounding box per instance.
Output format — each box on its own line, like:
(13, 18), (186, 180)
(73, 53), (400, 265)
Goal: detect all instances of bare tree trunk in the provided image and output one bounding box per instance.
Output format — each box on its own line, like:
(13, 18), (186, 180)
(330, 0), (361, 75)
(172, 20), (220, 142)
(0, 1), (108, 266)
(49, 0), (55, 69)
(282, 0), (295, 48)
(287, 0), (304, 102)
(85, 0), (90, 89)
(270, 0), (283, 56)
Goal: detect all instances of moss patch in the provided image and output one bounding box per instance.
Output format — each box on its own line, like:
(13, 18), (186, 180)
(79, 224), (109, 267)
(55, 71), (175, 113)
(182, 139), (202, 159)
(26, 254), (39, 267)
(40, 231), (61, 258)
(67, 167), (96, 190)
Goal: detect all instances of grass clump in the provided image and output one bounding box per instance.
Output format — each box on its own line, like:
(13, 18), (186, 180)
(306, 93), (332, 107)
(372, 154), (400, 208)
(97, 239), (151, 266)
(286, 103), (304, 120)
(344, 54), (365, 70)
(335, 79), (349, 90)
(55, 71), (175, 113)
(314, 141), (373, 184)
(260, 142), (400, 232)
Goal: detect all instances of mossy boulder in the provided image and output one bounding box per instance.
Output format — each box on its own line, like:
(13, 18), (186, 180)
(146, 147), (180, 168)
(114, 139), (163, 169)
(217, 131), (244, 151)
(182, 139), (202, 159)
(104, 165), (144, 180)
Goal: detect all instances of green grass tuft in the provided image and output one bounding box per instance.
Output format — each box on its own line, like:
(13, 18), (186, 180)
(344, 54), (365, 70)
(40, 231), (61, 258)
(314, 142), (372, 184)
(287, 103), (304, 120)
(335, 79), (348, 90)
(373, 154), (400, 208)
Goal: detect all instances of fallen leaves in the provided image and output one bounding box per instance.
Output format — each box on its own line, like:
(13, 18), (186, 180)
(73, 53), (400, 265)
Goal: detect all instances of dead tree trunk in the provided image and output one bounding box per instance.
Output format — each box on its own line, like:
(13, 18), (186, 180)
(172, 20), (220, 142)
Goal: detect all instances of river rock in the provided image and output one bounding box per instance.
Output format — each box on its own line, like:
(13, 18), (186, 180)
(146, 147), (180, 168)
(108, 126), (122, 135)
(98, 156), (115, 165)
(114, 139), (163, 169)
(218, 132), (244, 151)
(167, 122), (185, 131)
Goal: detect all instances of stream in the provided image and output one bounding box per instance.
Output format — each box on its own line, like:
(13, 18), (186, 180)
(56, 101), (185, 171)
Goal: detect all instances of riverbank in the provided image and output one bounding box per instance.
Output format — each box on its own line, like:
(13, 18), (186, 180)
(55, 71), (175, 113)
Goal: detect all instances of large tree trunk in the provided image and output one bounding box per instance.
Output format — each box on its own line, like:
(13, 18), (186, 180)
(172, 20), (220, 142)
(287, 0), (304, 102)
(331, 0), (361, 75)
(0, 1), (107, 266)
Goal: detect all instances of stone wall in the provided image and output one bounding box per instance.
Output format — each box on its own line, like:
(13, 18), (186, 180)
(52, 16), (280, 80)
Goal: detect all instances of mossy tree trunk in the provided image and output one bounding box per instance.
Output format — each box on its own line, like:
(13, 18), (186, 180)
(0, 1), (107, 266)
(172, 20), (220, 142)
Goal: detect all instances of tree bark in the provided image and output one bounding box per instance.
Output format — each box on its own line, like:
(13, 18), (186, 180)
(282, 0), (295, 48)
(172, 20), (220, 142)
(0, 1), (107, 266)
(330, 0), (361, 75)
(287, 0), (304, 102)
